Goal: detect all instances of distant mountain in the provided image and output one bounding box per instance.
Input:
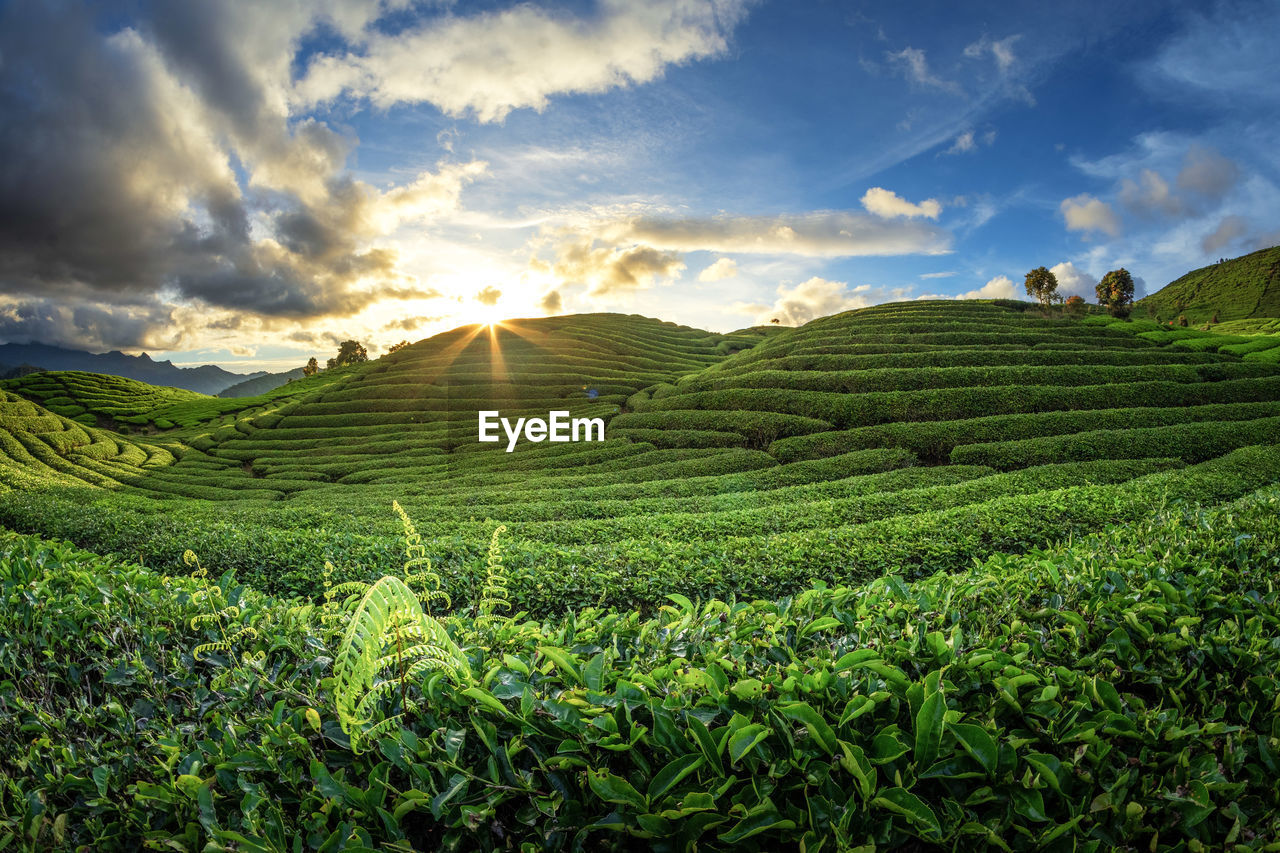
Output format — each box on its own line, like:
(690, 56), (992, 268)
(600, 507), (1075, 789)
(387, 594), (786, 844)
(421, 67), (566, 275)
(0, 343), (262, 394)
(1138, 245), (1280, 324)
(218, 367), (305, 397)
(0, 363), (47, 380)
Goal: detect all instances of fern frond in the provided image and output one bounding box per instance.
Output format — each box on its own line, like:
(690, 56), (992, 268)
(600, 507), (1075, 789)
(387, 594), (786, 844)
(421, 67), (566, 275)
(193, 641), (232, 659)
(393, 500), (426, 566)
(363, 711), (416, 744)
(479, 524), (512, 623)
(332, 575), (470, 752)
(325, 581), (371, 603)
(394, 502), (450, 612)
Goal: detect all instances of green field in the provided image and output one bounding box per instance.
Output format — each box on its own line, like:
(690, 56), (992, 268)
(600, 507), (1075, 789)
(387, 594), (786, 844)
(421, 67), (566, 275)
(2, 302), (1280, 850)
(1137, 245), (1280, 324)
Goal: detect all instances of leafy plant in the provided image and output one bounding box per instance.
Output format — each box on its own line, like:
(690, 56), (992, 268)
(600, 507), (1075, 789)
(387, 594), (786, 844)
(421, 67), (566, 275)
(332, 574), (470, 752)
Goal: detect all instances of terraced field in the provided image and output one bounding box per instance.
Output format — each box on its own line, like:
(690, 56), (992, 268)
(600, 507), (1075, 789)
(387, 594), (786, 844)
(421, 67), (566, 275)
(4, 301), (1280, 850)
(1137, 244), (1280, 324)
(1, 302), (1278, 613)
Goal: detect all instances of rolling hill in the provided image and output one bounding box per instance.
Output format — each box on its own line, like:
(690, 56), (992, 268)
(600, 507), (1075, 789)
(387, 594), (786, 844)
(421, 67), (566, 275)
(1137, 244), (1280, 324)
(1, 302), (1278, 612)
(217, 366), (306, 397)
(3, 302), (1280, 851)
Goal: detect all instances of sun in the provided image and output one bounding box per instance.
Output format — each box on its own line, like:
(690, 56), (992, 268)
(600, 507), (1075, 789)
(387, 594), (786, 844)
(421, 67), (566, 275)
(466, 301), (509, 328)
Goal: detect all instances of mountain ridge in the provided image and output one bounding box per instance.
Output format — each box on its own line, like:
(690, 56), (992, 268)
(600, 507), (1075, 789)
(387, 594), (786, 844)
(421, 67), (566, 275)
(0, 342), (264, 394)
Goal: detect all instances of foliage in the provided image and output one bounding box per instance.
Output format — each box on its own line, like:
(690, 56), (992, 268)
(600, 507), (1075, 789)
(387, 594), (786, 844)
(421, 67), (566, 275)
(1, 301), (1280, 848)
(1064, 294), (1086, 316)
(1023, 266), (1060, 308)
(1137, 244), (1280, 324)
(303, 357), (318, 377)
(332, 575), (470, 753)
(1096, 268), (1136, 318)
(327, 340), (369, 370)
(2, 488), (1280, 849)
(386, 340), (411, 355)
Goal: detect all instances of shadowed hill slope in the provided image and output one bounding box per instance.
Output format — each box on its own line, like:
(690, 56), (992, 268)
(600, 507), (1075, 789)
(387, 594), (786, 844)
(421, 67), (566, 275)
(1138, 245), (1280, 324)
(218, 367), (306, 397)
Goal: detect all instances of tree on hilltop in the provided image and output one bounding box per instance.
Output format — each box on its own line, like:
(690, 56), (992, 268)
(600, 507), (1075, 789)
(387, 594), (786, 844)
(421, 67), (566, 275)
(1024, 266), (1061, 310)
(1095, 268), (1136, 318)
(386, 340), (410, 355)
(303, 357), (318, 377)
(1064, 294), (1086, 316)
(326, 340), (369, 370)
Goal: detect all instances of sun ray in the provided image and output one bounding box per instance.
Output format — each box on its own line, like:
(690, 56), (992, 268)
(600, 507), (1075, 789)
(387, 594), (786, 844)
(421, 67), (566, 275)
(487, 321), (508, 384)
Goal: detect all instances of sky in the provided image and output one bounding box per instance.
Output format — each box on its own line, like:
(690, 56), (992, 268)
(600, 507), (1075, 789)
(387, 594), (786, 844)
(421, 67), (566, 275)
(1, 0), (1278, 372)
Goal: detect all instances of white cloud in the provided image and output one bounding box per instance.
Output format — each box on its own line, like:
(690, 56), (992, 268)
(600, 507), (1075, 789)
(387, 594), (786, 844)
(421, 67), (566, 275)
(947, 130), (977, 154)
(963, 34), (1021, 73)
(919, 270), (956, 279)
(860, 187), (943, 220)
(1060, 194), (1122, 238)
(698, 257), (739, 281)
(737, 277), (906, 326)
(595, 210), (952, 257)
(885, 47), (962, 94)
(1143, 2), (1280, 104)
(373, 159), (490, 230)
(295, 0), (750, 122)
(944, 128), (996, 155)
(957, 275), (1018, 300)
(547, 240), (686, 298)
(1048, 261), (1098, 300)
(1119, 169), (1184, 218)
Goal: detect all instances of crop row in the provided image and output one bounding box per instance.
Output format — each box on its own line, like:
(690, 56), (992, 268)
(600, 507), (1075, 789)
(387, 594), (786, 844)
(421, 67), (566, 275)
(670, 361), (1273, 396)
(950, 416), (1280, 469)
(770, 400), (1280, 462)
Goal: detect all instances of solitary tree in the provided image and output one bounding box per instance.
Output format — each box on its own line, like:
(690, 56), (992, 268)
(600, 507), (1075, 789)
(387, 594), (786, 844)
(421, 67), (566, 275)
(1095, 268), (1136, 318)
(302, 357), (319, 377)
(1024, 266), (1061, 309)
(1064, 294), (1086, 316)
(327, 340), (369, 370)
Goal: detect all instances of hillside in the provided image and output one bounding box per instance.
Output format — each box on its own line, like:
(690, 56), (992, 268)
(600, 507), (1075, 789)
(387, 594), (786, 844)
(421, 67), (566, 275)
(0, 371), (206, 429)
(0, 302), (1277, 613)
(3, 302), (1280, 850)
(0, 342), (261, 393)
(1137, 244), (1280, 324)
(218, 366), (305, 397)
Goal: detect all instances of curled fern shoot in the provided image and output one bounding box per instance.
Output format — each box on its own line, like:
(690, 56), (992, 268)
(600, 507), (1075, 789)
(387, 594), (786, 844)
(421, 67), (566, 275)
(332, 575), (469, 753)
(392, 500), (450, 612)
(478, 524), (512, 627)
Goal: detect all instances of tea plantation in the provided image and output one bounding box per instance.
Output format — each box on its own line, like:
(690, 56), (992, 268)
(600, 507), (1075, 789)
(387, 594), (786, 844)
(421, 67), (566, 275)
(2, 301), (1280, 850)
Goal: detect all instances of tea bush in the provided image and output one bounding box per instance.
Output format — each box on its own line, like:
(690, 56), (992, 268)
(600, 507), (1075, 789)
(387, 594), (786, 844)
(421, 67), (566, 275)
(2, 486), (1280, 850)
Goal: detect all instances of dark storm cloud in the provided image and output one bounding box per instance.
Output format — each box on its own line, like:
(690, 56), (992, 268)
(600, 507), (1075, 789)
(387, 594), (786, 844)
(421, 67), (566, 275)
(0, 297), (181, 351)
(0, 1), (454, 347)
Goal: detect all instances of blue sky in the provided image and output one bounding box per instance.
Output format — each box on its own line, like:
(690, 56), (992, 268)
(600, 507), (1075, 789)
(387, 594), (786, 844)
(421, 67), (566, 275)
(1, 0), (1277, 371)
